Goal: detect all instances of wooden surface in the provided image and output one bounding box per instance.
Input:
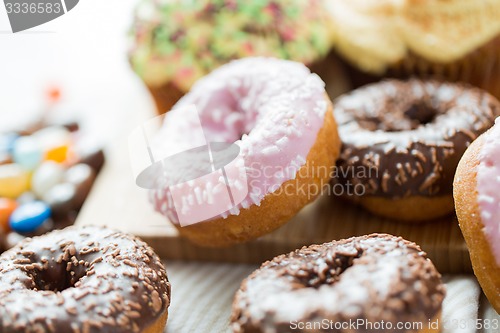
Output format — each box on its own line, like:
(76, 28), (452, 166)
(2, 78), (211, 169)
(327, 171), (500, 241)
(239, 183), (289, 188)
(76, 110), (471, 274)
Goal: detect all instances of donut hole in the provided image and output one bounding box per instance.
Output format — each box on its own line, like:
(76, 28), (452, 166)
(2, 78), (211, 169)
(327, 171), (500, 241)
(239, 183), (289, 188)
(292, 247), (363, 288)
(29, 258), (89, 292)
(403, 101), (438, 127)
(358, 101), (439, 132)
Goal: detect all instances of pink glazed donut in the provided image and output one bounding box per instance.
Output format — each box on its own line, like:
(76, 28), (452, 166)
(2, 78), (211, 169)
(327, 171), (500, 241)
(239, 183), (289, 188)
(149, 57), (340, 247)
(454, 117), (500, 313)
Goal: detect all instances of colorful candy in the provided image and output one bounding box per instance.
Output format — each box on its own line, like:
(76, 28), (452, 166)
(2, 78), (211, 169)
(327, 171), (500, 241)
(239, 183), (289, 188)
(0, 198), (18, 232)
(64, 163), (95, 208)
(31, 161), (65, 198)
(45, 144), (70, 163)
(0, 164), (30, 199)
(0, 95), (104, 251)
(0, 133), (19, 155)
(12, 136), (43, 170)
(43, 183), (77, 217)
(9, 201), (51, 234)
(46, 86), (62, 103)
(75, 138), (105, 172)
(16, 191), (36, 205)
(1, 135), (19, 166)
(34, 126), (72, 163)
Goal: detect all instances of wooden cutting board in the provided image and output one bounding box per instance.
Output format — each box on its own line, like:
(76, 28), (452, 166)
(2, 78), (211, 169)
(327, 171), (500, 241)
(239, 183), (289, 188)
(76, 109), (471, 274)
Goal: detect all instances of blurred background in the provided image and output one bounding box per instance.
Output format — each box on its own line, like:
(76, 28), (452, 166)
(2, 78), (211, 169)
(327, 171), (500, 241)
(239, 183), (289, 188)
(0, 0), (147, 138)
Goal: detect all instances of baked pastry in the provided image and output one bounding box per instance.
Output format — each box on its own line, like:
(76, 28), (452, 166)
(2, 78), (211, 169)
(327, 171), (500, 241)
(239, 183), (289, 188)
(325, 0), (500, 99)
(333, 79), (500, 221)
(0, 225), (171, 332)
(129, 0), (334, 114)
(231, 234), (445, 333)
(149, 57), (340, 246)
(454, 118), (500, 313)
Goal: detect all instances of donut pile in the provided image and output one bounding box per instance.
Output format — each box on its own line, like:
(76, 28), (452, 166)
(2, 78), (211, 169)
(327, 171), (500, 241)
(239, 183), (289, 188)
(140, 56), (500, 330)
(150, 59), (500, 230)
(127, 2), (500, 327)
(2, 56), (499, 332)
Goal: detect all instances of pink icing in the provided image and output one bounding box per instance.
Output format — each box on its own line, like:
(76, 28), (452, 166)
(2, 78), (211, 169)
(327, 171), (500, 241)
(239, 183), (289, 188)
(477, 117), (500, 266)
(150, 57), (328, 224)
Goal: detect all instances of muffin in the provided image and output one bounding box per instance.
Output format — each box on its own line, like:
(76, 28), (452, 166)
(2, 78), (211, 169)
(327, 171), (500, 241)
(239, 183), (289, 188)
(129, 0), (338, 114)
(325, 0), (500, 98)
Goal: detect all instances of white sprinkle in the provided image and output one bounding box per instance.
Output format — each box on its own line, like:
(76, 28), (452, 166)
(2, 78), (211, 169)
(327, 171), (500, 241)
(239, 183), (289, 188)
(482, 211), (492, 220)
(229, 206), (240, 215)
(240, 199), (250, 209)
(478, 195), (495, 204)
(194, 187), (203, 205)
(181, 196), (188, 214)
(296, 155), (306, 165)
(269, 184), (280, 193)
(206, 182), (214, 204)
(250, 192), (261, 205)
(262, 146), (280, 155)
(276, 137), (289, 147)
(213, 183), (224, 194)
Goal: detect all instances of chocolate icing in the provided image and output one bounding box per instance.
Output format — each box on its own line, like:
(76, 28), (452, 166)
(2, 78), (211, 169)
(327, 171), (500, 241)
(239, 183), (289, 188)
(0, 226), (171, 333)
(334, 79), (500, 198)
(231, 234), (445, 333)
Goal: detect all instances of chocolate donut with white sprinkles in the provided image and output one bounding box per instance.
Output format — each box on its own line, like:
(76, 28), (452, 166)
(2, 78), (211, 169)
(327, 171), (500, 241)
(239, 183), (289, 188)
(333, 79), (500, 221)
(0, 225), (170, 333)
(231, 234), (445, 333)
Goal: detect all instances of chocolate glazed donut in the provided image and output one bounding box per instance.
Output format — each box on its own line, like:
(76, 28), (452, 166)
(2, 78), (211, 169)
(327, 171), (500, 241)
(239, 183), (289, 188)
(333, 79), (500, 221)
(0, 226), (171, 333)
(231, 234), (445, 333)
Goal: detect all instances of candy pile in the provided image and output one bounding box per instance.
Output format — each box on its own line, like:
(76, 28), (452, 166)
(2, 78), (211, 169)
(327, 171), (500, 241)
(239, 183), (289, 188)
(0, 119), (104, 251)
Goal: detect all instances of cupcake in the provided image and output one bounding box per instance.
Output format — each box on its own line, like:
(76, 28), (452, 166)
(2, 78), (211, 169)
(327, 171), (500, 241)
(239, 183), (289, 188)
(325, 0), (500, 98)
(129, 0), (338, 114)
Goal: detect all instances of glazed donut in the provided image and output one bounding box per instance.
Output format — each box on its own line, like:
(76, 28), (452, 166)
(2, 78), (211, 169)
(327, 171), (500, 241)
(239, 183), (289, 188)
(454, 118), (500, 313)
(333, 79), (500, 221)
(149, 57), (340, 247)
(231, 234), (445, 333)
(0, 225), (171, 333)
